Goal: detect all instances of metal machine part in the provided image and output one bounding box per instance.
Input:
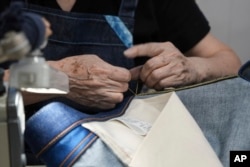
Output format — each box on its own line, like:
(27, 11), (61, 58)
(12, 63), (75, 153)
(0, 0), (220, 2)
(9, 55), (69, 94)
(7, 87), (26, 167)
(0, 25), (68, 167)
(0, 68), (26, 167)
(0, 86), (10, 167)
(0, 2), (69, 166)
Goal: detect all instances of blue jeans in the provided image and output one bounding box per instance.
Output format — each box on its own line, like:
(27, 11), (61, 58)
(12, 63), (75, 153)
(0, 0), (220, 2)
(177, 77), (250, 167)
(73, 139), (125, 167)
(73, 77), (250, 167)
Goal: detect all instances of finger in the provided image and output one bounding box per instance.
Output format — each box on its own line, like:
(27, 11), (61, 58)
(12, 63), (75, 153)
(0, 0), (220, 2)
(124, 42), (164, 58)
(70, 78), (129, 94)
(140, 53), (171, 82)
(42, 18), (52, 37)
(90, 100), (117, 110)
(74, 97), (117, 110)
(143, 65), (171, 88)
(107, 66), (131, 82)
(102, 80), (129, 93)
(86, 64), (131, 82)
(95, 102), (116, 110)
(153, 75), (180, 90)
(83, 92), (124, 107)
(129, 65), (142, 80)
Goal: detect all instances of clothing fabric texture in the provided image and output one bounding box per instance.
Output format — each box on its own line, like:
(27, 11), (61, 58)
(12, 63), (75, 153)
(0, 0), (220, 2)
(27, 0), (210, 53)
(25, 96), (133, 167)
(73, 76), (250, 167)
(177, 77), (250, 167)
(0, 0), (217, 166)
(23, 0), (139, 166)
(0, 0), (210, 54)
(23, 1), (139, 113)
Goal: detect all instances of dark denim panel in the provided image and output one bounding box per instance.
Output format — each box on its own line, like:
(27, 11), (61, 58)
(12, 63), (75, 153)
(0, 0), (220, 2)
(118, 0), (139, 17)
(239, 60), (250, 82)
(40, 127), (97, 167)
(24, 0), (139, 165)
(25, 95), (133, 156)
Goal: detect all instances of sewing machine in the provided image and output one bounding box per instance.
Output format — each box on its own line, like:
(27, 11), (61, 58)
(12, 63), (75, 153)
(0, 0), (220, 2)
(0, 2), (68, 167)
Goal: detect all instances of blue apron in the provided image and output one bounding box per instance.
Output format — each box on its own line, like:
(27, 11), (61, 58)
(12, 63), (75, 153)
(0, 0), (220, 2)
(23, 1), (139, 166)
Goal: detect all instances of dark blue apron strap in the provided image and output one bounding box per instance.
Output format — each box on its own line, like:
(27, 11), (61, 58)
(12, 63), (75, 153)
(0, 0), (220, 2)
(118, 0), (139, 18)
(25, 96), (133, 166)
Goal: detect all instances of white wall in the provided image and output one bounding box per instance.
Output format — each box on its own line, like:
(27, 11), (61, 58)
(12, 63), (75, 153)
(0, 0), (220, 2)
(196, 0), (250, 64)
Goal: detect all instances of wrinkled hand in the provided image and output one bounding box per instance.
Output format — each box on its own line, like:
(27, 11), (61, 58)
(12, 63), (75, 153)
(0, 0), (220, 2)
(124, 42), (199, 90)
(49, 55), (131, 109)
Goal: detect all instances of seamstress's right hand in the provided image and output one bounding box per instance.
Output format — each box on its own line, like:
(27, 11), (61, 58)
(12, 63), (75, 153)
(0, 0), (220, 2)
(49, 55), (131, 109)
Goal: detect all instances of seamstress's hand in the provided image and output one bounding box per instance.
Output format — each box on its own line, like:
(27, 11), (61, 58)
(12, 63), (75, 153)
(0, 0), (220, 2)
(42, 18), (52, 38)
(49, 55), (131, 109)
(124, 42), (198, 90)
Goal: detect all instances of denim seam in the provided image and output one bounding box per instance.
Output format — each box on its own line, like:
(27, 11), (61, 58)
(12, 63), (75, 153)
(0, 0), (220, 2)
(36, 96), (134, 157)
(24, 8), (131, 24)
(49, 39), (125, 46)
(60, 133), (96, 167)
(67, 135), (98, 167)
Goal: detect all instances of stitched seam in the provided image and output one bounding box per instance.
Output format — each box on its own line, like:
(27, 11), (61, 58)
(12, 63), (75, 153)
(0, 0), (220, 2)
(36, 96), (133, 157)
(67, 135), (98, 167)
(49, 39), (124, 46)
(59, 133), (95, 167)
(24, 8), (130, 24)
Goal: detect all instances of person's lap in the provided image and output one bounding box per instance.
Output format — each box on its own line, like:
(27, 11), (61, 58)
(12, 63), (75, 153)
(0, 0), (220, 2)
(71, 77), (250, 167)
(73, 139), (125, 167)
(176, 77), (250, 166)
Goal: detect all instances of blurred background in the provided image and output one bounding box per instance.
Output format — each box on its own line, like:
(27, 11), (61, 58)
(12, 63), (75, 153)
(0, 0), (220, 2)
(197, 0), (250, 64)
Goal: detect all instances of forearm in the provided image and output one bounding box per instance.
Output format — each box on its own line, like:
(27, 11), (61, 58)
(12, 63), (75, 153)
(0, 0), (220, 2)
(184, 32), (242, 83)
(188, 49), (241, 83)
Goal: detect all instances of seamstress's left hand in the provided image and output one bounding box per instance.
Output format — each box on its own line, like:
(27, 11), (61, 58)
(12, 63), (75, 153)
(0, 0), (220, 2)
(124, 42), (198, 90)
(42, 18), (52, 38)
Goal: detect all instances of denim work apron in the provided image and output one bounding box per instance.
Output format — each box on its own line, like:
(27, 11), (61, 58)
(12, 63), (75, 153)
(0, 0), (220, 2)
(23, 1), (139, 166)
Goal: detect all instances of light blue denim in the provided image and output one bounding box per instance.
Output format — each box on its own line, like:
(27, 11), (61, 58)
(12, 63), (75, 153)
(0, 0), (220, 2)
(177, 77), (250, 167)
(73, 139), (125, 167)
(73, 77), (250, 167)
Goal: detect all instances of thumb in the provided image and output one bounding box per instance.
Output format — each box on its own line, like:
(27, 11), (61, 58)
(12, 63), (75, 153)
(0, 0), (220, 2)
(129, 65), (142, 80)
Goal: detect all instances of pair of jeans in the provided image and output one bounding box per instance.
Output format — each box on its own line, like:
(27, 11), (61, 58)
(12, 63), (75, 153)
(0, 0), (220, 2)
(25, 96), (133, 167)
(176, 77), (250, 167)
(73, 77), (250, 167)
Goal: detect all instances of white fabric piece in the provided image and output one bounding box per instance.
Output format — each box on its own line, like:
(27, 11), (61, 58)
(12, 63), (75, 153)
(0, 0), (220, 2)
(82, 92), (222, 167)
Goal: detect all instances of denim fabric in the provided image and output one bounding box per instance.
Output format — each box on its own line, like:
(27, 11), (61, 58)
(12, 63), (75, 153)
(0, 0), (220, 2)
(25, 96), (133, 166)
(176, 77), (250, 167)
(105, 15), (133, 48)
(239, 60), (250, 82)
(24, 0), (139, 166)
(73, 77), (250, 167)
(23, 3), (136, 68)
(23, 0), (139, 112)
(39, 127), (97, 167)
(73, 139), (125, 167)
